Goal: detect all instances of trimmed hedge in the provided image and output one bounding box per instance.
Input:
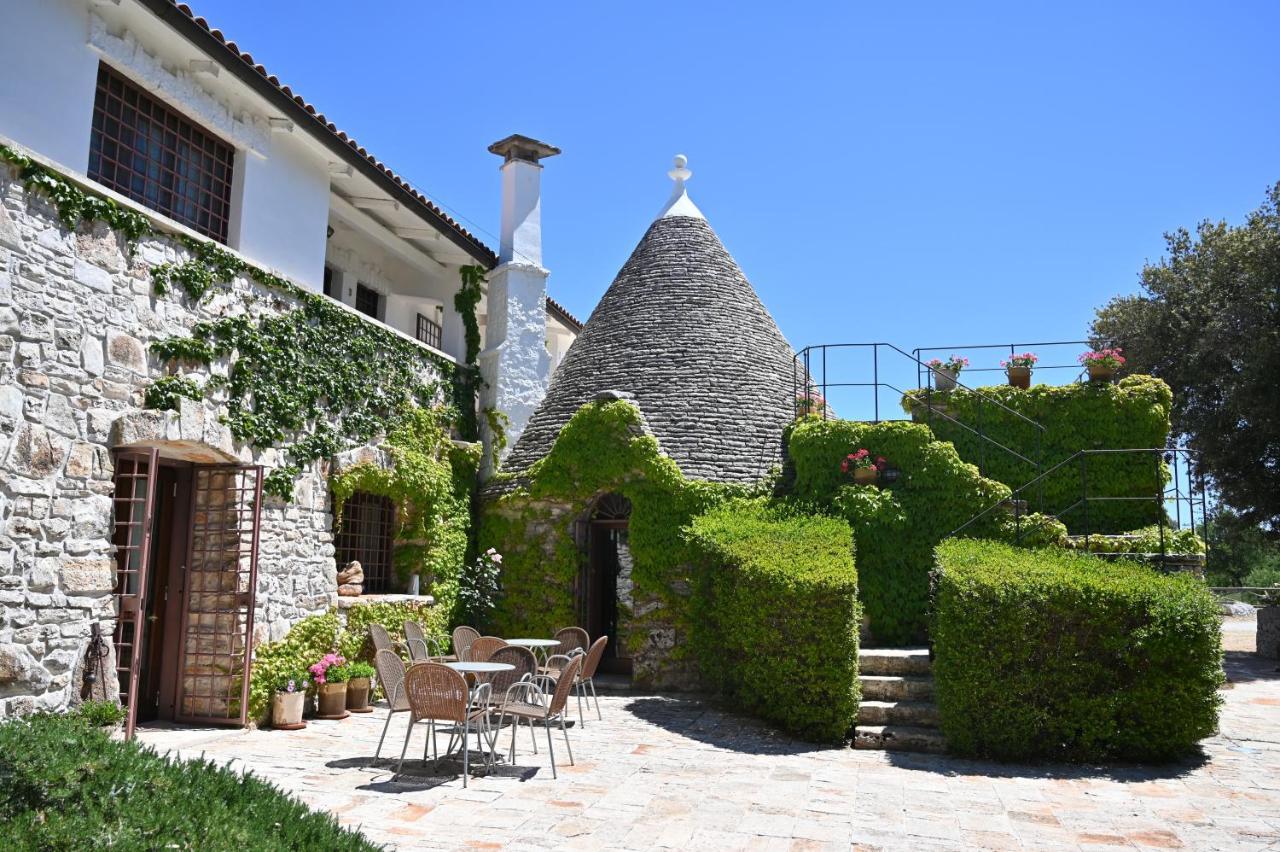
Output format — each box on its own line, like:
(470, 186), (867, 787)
(932, 539), (1223, 762)
(903, 375), (1173, 533)
(0, 713), (374, 850)
(787, 418), (1008, 643)
(687, 499), (860, 742)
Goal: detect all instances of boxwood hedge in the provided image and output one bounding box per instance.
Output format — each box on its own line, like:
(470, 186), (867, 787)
(687, 499), (860, 742)
(932, 539), (1223, 762)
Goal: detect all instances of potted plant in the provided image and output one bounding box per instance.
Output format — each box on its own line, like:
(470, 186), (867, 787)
(926, 355), (969, 391)
(841, 449), (887, 485)
(271, 669), (310, 730)
(1001, 352), (1038, 389)
(310, 653), (350, 720)
(341, 661), (376, 713)
(1258, 585), (1280, 661)
(1079, 347), (1125, 383)
(795, 390), (828, 419)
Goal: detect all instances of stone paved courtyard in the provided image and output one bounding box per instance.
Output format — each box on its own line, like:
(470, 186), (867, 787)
(138, 622), (1280, 851)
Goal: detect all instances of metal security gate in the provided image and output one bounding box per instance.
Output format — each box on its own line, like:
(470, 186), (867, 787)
(174, 464), (263, 726)
(110, 449), (160, 740)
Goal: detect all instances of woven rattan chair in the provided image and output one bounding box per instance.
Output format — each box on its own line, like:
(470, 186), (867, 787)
(468, 636), (507, 663)
(373, 649), (411, 761)
(369, 622), (396, 655)
(397, 662), (492, 786)
(403, 620), (452, 662)
(452, 626), (480, 662)
(545, 635), (607, 725)
(497, 655), (582, 779)
(552, 626), (589, 657)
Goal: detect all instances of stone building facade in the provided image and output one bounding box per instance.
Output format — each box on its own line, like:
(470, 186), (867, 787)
(0, 160), (439, 719)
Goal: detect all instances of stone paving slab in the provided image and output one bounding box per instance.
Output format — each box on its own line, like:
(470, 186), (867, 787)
(138, 643), (1280, 851)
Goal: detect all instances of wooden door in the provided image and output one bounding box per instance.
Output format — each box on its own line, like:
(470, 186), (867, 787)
(110, 448), (160, 740)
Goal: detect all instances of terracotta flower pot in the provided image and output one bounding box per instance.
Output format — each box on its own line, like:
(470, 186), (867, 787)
(931, 367), (959, 391)
(346, 677), (372, 713)
(1087, 364), (1115, 383)
(316, 682), (349, 719)
(1006, 366), (1032, 389)
(272, 691), (306, 730)
(853, 467), (879, 485)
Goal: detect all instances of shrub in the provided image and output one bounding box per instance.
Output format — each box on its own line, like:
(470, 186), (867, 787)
(1062, 525), (1206, 555)
(687, 499), (860, 742)
(787, 418), (1008, 643)
(903, 375), (1173, 533)
(932, 539), (1223, 762)
(74, 699), (126, 728)
(992, 512), (1068, 549)
(336, 598), (444, 663)
(248, 612), (338, 723)
(0, 713), (374, 850)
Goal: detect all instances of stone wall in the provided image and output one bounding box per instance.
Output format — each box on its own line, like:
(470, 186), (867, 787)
(0, 163), (442, 717)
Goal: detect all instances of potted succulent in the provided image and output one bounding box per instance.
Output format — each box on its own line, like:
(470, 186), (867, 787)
(926, 355), (969, 391)
(1079, 347), (1125, 383)
(341, 661), (376, 713)
(841, 449), (887, 485)
(1001, 352), (1038, 389)
(1258, 585), (1280, 661)
(310, 653), (350, 720)
(271, 669), (310, 730)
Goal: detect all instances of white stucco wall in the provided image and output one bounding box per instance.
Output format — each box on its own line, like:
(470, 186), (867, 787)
(0, 0), (100, 173)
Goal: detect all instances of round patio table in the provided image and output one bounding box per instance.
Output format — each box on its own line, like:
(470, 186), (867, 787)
(504, 638), (560, 665)
(443, 661), (514, 674)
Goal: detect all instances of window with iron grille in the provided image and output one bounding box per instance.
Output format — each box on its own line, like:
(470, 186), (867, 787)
(333, 491), (395, 594)
(416, 313), (443, 349)
(355, 283), (382, 319)
(88, 63), (235, 243)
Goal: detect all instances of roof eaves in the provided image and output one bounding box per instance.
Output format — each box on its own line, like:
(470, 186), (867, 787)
(138, 0), (498, 268)
(545, 295), (583, 332)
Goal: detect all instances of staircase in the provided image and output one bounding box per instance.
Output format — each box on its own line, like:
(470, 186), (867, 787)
(853, 648), (945, 754)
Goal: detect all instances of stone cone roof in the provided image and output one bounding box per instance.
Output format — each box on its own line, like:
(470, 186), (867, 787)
(496, 214), (796, 488)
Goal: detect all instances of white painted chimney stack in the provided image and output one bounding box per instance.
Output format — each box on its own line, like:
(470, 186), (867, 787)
(479, 134), (560, 478)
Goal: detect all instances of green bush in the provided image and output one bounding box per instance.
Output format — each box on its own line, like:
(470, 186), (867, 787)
(932, 539), (1223, 762)
(0, 713), (374, 850)
(73, 699), (126, 728)
(336, 599), (445, 663)
(248, 612), (338, 723)
(1063, 525), (1206, 555)
(787, 418), (1008, 643)
(993, 512), (1069, 548)
(687, 499), (860, 742)
(903, 376), (1173, 533)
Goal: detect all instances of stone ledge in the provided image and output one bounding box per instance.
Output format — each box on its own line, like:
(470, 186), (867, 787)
(334, 593), (436, 610)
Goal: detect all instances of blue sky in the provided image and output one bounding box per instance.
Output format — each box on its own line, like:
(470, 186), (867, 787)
(195, 1), (1277, 388)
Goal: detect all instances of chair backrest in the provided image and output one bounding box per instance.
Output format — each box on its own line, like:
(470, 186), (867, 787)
(373, 649), (409, 711)
(579, 635), (609, 679)
(469, 636), (507, 663)
(486, 645), (536, 698)
(452, 626), (480, 661)
(552, 626), (589, 657)
(405, 637), (432, 663)
(547, 655), (583, 716)
(369, 622), (394, 655)
(403, 620), (426, 645)
(403, 662), (469, 723)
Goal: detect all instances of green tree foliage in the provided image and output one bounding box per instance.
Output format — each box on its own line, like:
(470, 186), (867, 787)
(1091, 182), (1280, 528)
(1206, 508), (1280, 588)
(932, 539), (1223, 762)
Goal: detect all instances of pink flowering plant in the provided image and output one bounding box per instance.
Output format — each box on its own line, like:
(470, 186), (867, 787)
(840, 448), (889, 476)
(308, 653), (346, 685)
(796, 390), (828, 417)
(1001, 352), (1038, 369)
(927, 355), (969, 373)
(1079, 348), (1125, 370)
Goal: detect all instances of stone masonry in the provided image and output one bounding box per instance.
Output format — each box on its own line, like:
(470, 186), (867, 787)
(0, 161), (443, 718)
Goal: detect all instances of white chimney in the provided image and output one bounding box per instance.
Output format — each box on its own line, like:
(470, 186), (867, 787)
(478, 134), (560, 478)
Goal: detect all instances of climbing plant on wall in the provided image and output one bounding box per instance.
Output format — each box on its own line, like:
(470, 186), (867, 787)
(452, 264), (486, 441)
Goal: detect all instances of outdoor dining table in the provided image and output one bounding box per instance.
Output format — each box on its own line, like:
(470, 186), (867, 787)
(504, 638), (560, 665)
(442, 660), (515, 763)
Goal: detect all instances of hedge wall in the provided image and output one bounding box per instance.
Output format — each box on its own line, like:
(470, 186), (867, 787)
(902, 376), (1173, 534)
(687, 499), (860, 742)
(932, 539), (1223, 762)
(787, 418), (1008, 644)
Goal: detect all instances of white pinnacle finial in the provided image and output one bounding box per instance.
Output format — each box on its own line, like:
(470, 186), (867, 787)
(657, 153), (704, 220)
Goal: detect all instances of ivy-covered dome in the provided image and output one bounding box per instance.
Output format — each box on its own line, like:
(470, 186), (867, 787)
(495, 156), (796, 487)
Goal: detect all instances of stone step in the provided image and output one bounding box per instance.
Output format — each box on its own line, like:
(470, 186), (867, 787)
(858, 647), (931, 676)
(859, 674), (934, 702)
(857, 700), (940, 728)
(853, 724), (947, 754)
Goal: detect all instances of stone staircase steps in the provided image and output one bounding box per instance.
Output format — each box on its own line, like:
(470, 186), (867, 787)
(855, 647), (944, 754)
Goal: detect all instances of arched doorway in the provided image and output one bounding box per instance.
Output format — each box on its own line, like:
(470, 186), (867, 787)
(578, 493), (632, 675)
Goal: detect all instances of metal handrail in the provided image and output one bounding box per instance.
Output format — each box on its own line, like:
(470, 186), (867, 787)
(911, 339), (1118, 386)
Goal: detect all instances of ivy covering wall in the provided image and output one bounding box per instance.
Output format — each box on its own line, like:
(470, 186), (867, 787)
(786, 418), (1009, 645)
(902, 376), (1173, 534)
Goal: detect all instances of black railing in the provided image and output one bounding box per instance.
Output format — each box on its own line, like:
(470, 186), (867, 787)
(793, 342), (1046, 489)
(951, 448), (1210, 567)
(912, 339), (1117, 388)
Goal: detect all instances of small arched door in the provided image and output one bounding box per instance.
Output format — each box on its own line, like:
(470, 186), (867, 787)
(578, 493), (632, 675)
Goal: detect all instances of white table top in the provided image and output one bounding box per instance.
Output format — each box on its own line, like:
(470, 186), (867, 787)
(444, 661), (514, 673)
(505, 638), (560, 648)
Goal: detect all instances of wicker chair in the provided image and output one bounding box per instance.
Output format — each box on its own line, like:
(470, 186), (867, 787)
(369, 622), (397, 655)
(468, 636), (508, 663)
(452, 625), (480, 661)
(546, 635), (607, 725)
(496, 655), (582, 779)
(552, 626), (589, 657)
(373, 649), (411, 761)
(397, 662), (493, 786)
(403, 620), (452, 662)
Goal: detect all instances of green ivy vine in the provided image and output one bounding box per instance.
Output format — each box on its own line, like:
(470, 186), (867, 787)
(452, 264), (486, 441)
(1, 144), (150, 245)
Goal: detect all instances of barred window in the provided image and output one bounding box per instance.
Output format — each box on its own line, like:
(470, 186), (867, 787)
(333, 491), (395, 594)
(88, 63), (235, 242)
(416, 313), (442, 349)
(355, 283), (382, 319)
